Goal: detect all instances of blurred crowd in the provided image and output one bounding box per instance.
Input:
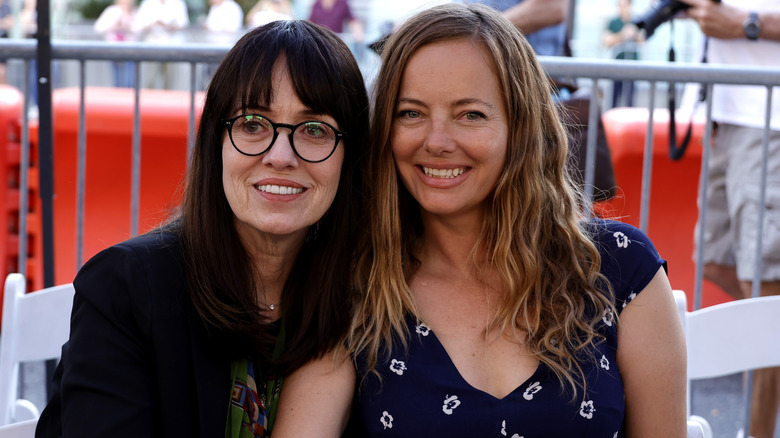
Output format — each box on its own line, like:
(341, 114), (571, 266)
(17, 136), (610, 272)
(0, 0), (368, 89)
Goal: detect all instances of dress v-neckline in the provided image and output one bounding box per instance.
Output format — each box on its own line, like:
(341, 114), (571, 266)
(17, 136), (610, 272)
(412, 318), (543, 401)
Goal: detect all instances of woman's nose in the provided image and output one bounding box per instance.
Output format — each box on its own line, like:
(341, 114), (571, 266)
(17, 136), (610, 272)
(261, 130), (299, 169)
(422, 120), (456, 156)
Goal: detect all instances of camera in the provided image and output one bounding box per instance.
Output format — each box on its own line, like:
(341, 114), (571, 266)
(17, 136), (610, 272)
(633, 0), (721, 39)
(632, 0), (690, 39)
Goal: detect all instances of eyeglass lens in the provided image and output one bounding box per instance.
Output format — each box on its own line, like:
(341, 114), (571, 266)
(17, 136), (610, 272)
(230, 115), (338, 162)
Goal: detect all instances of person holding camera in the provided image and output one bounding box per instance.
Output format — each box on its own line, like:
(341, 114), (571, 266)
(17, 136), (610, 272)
(680, 1), (780, 437)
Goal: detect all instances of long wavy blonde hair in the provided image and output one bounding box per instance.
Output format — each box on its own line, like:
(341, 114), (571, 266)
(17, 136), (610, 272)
(350, 3), (615, 398)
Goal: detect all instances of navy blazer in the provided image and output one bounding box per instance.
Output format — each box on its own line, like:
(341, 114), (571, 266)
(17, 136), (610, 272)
(36, 230), (231, 437)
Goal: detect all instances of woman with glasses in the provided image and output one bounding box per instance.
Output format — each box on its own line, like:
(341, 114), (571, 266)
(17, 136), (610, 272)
(276, 4), (687, 437)
(36, 20), (368, 437)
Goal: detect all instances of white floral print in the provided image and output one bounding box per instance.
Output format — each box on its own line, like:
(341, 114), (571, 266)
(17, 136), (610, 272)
(602, 307), (614, 326)
(500, 420), (524, 438)
(380, 411), (393, 429)
(622, 291), (637, 309)
(613, 231), (630, 248)
(442, 394), (461, 415)
(389, 359), (407, 375)
(580, 400), (596, 419)
(599, 355), (610, 370)
(416, 322), (431, 336)
(522, 381), (542, 401)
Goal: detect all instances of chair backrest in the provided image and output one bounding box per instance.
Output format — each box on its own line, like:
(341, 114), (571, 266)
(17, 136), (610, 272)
(675, 289), (780, 434)
(0, 274), (75, 426)
(675, 290), (780, 380)
(0, 418), (37, 438)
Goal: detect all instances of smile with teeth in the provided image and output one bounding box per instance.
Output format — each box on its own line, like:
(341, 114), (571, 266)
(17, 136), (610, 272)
(256, 184), (304, 195)
(422, 166), (466, 179)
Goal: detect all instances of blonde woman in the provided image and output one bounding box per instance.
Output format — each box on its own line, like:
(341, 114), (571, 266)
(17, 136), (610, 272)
(275, 4), (687, 437)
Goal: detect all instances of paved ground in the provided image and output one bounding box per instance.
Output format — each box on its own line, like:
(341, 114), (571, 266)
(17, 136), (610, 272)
(21, 362), (780, 437)
(691, 373), (780, 438)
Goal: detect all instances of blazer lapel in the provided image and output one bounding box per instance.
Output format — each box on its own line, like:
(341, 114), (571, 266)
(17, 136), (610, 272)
(188, 305), (232, 437)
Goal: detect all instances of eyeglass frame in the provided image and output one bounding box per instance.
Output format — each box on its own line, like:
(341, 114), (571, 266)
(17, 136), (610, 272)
(221, 114), (348, 163)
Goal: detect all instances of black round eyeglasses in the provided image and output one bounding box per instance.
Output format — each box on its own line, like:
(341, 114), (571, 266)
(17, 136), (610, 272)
(222, 114), (347, 163)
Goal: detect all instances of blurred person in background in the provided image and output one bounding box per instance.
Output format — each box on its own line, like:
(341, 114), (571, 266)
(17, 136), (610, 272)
(0, 0), (11, 84)
(308, 0), (363, 45)
(202, 0), (243, 82)
(4, 0), (61, 112)
(247, 0), (293, 28)
(19, 0), (39, 107)
(0, 0), (8, 37)
(94, 0), (138, 88)
(131, 0), (188, 89)
(203, 0), (243, 43)
(474, 0), (569, 56)
(681, 1), (780, 437)
(602, 0), (643, 108)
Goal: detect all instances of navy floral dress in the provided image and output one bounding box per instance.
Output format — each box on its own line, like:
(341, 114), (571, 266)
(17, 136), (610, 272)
(356, 220), (666, 437)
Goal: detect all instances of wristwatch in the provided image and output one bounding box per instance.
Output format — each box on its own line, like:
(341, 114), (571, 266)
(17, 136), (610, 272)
(743, 12), (760, 40)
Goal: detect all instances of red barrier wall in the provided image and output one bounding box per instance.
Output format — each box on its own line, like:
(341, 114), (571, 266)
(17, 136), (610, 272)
(50, 87), (204, 285)
(599, 107), (731, 309)
(0, 85), (43, 317)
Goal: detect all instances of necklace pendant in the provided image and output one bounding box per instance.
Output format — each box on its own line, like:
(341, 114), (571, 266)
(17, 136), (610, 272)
(268, 304), (276, 310)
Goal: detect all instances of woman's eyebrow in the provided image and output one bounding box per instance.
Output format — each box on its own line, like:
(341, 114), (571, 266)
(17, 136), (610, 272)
(453, 98), (496, 109)
(235, 107), (331, 120)
(396, 97), (425, 107)
(232, 105), (270, 114)
(396, 97), (495, 109)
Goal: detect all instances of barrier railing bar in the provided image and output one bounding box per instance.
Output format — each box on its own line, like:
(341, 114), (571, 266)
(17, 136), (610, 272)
(17, 60), (31, 279)
(51, 40), (231, 63)
(693, 83), (716, 313)
(130, 63), (142, 237)
(189, 62), (197, 157)
(751, 85), (774, 299)
(76, 59), (87, 271)
(0, 39), (37, 59)
(541, 56), (780, 86)
(639, 81), (657, 233)
(4, 40), (780, 87)
(583, 77), (599, 208)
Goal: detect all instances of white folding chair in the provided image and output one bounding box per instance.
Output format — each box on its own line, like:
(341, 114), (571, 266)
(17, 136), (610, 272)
(0, 418), (37, 438)
(687, 414), (713, 438)
(0, 273), (75, 426)
(675, 290), (780, 438)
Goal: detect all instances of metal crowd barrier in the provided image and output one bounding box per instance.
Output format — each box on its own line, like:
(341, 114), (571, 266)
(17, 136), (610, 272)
(1, 38), (778, 300)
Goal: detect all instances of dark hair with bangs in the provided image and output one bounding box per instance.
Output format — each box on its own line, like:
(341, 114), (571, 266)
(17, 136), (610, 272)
(208, 20), (364, 136)
(177, 20), (369, 375)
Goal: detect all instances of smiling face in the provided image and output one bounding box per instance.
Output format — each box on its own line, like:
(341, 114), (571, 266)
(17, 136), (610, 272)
(222, 56), (344, 247)
(391, 38), (508, 222)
